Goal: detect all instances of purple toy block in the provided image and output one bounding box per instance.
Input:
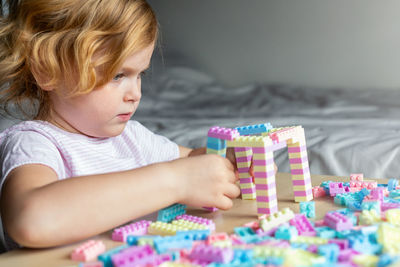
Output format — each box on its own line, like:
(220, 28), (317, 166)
(190, 244), (234, 264)
(289, 214), (316, 236)
(111, 244), (154, 267)
(370, 187), (384, 201)
(207, 126), (240, 141)
(324, 212), (353, 231)
(111, 220), (151, 242)
(381, 202), (400, 211)
(175, 214), (216, 231)
(329, 182), (345, 197)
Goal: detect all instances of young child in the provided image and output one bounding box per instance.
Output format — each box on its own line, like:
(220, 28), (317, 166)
(0, 0), (241, 252)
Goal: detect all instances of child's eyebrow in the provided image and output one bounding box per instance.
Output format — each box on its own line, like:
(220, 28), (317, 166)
(121, 64), (151, 73)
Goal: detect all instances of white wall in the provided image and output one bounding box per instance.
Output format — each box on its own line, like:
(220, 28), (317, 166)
(148, 0), (400, 89)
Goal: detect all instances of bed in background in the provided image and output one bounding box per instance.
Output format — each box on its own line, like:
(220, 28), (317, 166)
(1, 65), (399, 179)
(135, 65), (400, 179)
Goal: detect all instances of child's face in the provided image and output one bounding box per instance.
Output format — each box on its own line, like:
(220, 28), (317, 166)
(47, 43), (155, 138)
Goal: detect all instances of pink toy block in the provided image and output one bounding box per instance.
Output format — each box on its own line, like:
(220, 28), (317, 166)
(111, 220), (151, 242)
(203, 206), (218, 212)
(268, 126), (299, 143)
(175, 214), (216, 231)
(312, 186), (326, 198)
(206, 232), (230, 245)
(329, 182), (345, 197)
(208, 126), (240, 141)
(350, 173), (364, 182)
(289, 214), (316, 236)
(190, 244), (234, 264)
(71, 240), (106, 262)
(324, 212), (353, 231)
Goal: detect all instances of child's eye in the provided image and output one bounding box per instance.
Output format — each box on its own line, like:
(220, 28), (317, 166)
(113, 73), (125, 81)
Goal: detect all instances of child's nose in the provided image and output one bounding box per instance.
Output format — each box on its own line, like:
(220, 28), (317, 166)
(124, 83), (141, 102)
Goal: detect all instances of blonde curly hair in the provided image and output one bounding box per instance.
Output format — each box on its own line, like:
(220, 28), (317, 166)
(0, 0), (158, 119)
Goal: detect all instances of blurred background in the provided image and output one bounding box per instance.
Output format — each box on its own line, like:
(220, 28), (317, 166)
(148, 0), (400, 89)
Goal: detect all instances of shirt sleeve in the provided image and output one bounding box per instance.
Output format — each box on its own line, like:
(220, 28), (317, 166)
(128, 121), (180, 165)
(0, 131), (64, 184)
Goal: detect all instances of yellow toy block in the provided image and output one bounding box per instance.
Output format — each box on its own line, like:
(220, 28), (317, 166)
(259, 208), (295, 232)
(352, 255), (379, 267)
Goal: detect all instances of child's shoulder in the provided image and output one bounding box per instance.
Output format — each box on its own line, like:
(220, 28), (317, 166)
(1, 120), (56, 137)
(0, 120), (59, 147)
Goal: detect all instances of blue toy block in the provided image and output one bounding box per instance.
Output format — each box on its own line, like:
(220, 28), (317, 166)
(233, 248), (254, 263)
(388, 179), (399, 191)
(315, 226), (336, 239)
(207, 137), (226, 150)
(157, 203), (186, 222)
(97, 244), (129, 267)
(318, 243), (339, 263)
(234, 123), (273, 135)
(299, 201), (315, 218)
(234, 227), (256, 237)
(176, 229), (210, 241)
(275, 225), (298, 240)
(378, 254), (400, 267)
(153, 235), (193, 254)
(126, 235), (160, 246)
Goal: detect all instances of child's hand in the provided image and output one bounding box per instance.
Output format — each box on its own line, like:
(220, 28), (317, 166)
(170, 154), (240, 210)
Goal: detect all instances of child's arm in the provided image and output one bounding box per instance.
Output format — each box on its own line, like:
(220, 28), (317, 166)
(1, 154), (239, 248)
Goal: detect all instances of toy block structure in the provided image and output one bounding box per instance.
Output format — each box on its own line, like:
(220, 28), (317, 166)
(206, 123), (313, 217)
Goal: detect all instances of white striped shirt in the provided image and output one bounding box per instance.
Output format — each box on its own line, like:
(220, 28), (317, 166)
(0, 120), (180, 252)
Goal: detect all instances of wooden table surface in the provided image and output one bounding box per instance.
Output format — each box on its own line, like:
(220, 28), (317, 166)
(0, 172), (385, 267)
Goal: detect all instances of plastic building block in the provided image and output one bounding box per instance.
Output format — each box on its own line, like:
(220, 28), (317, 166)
(208, 126), (240, 141)
(350, 173), (364, 182)
(175, 214), (216, 231)
(153, 235), (193, 254)
(157, 203), (187, 223)
(234, 123), (273, 135)
(324, 211), (353, 231)
(111, 220), (151, 242)
(315, 226), (336, 239)
(97, 244), (129, 267)
(111, 244), (171, 267)
(290, 213), (316, 236)
(274, 225), (298, 240)
(190, 244), (234, 264)
(370, 187), (385, 201)
(385, 209), (400, 226)
(176, 229), (210, 241)
(312, 186), (326, 198)
(259, 208), (295, 232)
(329, 182), (345, 197)
(388, 179), (399, 191)
(234, 227), (255, 237)
(71, 240), (106, 262)
(206, 232), (230, 245)
(317, 243), (339, 262)
(299, 201), (315, 218)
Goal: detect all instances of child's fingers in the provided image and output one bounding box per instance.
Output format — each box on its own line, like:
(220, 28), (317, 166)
(216, 195), (234, 210)
(224, 183), (241, 199)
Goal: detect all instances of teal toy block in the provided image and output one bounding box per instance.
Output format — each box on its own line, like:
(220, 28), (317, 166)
(157, 203), (187, 222)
